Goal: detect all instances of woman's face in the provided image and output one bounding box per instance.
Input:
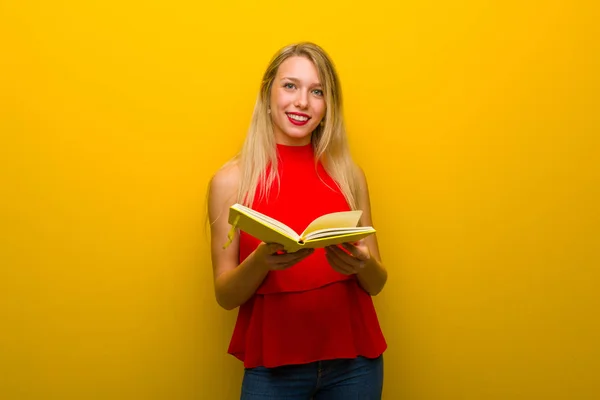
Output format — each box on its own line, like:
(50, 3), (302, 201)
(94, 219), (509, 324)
(269, 56), (326, 146)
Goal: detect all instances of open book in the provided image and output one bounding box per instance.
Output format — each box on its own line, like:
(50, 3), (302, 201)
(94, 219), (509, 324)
(223, 203), (376, 253)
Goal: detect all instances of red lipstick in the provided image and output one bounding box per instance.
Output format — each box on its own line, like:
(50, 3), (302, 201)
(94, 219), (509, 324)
(286, 112), (311, 126)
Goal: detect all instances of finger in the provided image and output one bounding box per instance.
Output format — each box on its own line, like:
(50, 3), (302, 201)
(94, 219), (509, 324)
(341, 242), (369, 261)
(278, 248), (314, 262)
(290, 248), (315, 263)
(326, 246), (365, 269)
(272, 252), (312, 270)
(336, 243), (369, 265)
(277, 250), (313, 267)
(266, 248), (313, 269)
(325, 251), (356, 275)
(266, 243), (285, 254)
(287, 247), (314, 256)
(325, 247), (359, 273)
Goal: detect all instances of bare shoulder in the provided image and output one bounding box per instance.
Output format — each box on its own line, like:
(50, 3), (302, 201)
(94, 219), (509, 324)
(353, 163), (373, 216)
(208, 160), (240, 222)
(210, 161), (240, 195)
(354, 163), (369, 192)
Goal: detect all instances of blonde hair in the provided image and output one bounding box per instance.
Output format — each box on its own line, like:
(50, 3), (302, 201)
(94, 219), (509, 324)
(226, 42), (359, 210)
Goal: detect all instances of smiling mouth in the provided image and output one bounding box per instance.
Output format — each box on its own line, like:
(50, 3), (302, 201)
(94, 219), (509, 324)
(286, 112), (311, 125)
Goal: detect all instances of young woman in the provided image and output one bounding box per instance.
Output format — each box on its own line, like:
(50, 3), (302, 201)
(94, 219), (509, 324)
(208, 42), (388, 399)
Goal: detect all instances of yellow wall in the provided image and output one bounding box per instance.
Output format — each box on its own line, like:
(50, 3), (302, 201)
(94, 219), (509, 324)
(1, 1), (598, 399)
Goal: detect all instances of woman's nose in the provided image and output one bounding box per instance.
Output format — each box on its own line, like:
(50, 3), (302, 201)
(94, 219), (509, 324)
(294, 90), (309, 109)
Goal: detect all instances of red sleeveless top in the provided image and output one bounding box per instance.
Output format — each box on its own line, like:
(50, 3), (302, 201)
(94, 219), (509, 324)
(228, 143), (387, 368)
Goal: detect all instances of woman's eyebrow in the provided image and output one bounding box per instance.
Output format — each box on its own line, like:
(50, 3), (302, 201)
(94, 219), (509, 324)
(281, 77), (322, 87)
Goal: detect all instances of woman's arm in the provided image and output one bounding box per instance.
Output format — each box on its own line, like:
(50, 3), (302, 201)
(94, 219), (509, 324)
(208, 163), (313, 310)
(354, 166), (388, 295)
(208, 163), (268, 310)
(324, 166), (388, 295)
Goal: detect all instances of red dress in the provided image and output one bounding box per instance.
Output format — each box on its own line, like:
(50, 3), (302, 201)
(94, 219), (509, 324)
(228, 143), (387, 368)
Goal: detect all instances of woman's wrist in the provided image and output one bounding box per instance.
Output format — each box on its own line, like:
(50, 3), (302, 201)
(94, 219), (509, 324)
(249, 243), (272, 274)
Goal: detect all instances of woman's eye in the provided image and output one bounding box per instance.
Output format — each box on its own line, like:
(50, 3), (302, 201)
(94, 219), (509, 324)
(312, 89), (324, 96)
(284, 83), (295, 89)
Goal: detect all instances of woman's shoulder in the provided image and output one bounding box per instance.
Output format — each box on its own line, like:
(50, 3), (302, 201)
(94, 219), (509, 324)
(353, 163), (368, 187)
(209, 159), (240, 203)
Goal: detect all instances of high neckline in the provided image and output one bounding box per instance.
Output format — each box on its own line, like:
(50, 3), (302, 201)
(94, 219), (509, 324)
(276, 142), (313, 149)
(276, 142), (315, 161)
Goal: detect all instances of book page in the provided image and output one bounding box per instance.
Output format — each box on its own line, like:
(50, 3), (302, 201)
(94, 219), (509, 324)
(302, 230), (376, 248)
(303, 226), (375, 241)
(231, 204), (299, 239)
(300, 210), (363, 239)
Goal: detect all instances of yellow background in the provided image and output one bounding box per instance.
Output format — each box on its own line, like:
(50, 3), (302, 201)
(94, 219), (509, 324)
(1, 1), (598, 399)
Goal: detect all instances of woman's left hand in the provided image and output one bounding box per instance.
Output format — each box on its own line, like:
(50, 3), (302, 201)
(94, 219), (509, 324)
(324, 240), (372, 275)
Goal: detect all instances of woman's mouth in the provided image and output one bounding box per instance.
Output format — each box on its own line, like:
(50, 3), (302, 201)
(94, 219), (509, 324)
(286, 112), (311, 126)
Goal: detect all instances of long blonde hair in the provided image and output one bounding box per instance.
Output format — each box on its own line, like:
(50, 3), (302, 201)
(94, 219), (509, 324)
(227, 42), (360, 210)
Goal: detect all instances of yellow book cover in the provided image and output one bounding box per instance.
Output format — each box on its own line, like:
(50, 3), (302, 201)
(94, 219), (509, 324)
(223, 203), (376, 253)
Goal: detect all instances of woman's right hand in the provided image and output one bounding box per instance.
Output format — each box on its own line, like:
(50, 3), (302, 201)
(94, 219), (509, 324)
(254, 243), (314, 271)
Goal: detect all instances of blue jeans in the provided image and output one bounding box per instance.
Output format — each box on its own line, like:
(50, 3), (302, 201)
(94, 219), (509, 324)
(241, 355), (383, 399)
